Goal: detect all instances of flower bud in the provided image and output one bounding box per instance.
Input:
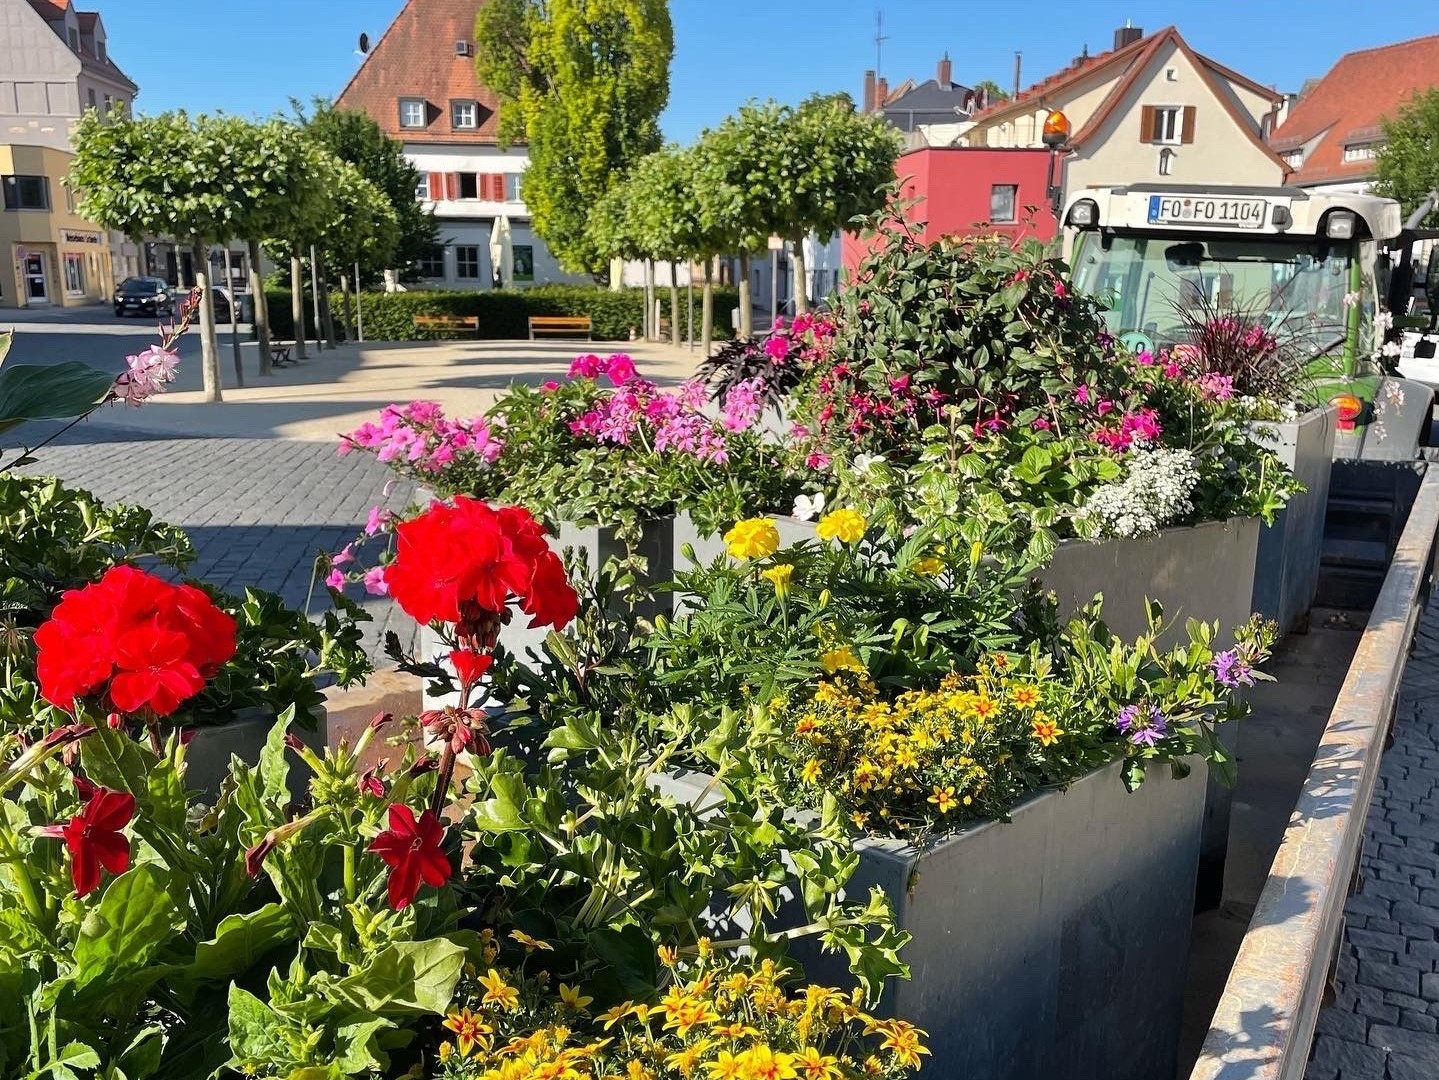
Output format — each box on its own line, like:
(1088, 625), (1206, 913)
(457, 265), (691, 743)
(284, 732), (306, 752)
(369, 711), (394, 732)
(106, 712), (125, 730)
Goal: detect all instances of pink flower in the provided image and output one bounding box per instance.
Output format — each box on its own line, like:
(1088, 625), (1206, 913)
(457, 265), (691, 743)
(1032, 417), (1051, 431)
(1074, 385), (1092, 406)
(364, 506), (391, 536)
(325, 569), (346, 590)
(603, 354), (638, 385)
(540, 379), (561, 392)
(1136, 350), (1155, 367)
(1096, 400), (1115, 417)
(363, 566), (389, 596)
(806, 452), (832, 470)
(568, 354), (603, 379)
(763, 335), (790, 361)
(1163, 361), (1182, 379)
(331, 545), (355, 568)
(1054, 280), (1068, 300)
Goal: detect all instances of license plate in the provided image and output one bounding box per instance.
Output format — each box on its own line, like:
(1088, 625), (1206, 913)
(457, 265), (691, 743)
(1148, 195), (1267, 229)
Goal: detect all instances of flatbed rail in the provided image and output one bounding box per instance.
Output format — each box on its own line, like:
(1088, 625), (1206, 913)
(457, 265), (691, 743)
(1189, 465), (1439, 1079)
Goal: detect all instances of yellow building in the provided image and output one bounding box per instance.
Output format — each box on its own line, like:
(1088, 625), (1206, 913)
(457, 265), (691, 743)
(1, 142), (112, 309)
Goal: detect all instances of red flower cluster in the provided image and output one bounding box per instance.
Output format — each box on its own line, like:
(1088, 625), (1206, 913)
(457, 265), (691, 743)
(34, 565), (237, 716)
(383, 497), (578, 631)
(369, 804), (452, 910)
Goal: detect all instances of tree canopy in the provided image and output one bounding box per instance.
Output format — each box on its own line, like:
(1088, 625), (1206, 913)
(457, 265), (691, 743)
(475, 0), (673, 274)
(1376, 88), (1439, 228)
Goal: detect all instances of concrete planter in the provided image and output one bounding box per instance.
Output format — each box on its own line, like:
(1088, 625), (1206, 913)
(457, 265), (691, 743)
(184, 705), (326, 802)
(658, 759), (1205, 1080)
(420, 517), (676, 711)
(1250, 406), (1336, 634)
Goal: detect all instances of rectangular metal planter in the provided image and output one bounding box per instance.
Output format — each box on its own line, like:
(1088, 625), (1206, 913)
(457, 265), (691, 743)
(185, 705), (326, 803)
(1249, 407), (1336, 634)
(659, 760), (1205, 1080)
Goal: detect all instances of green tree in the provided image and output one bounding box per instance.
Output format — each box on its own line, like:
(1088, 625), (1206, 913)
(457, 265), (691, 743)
(625, 147), (702, 346)
(70, 111), (280, 400)
(293, 98), (437, 279)
(475, 0), (673, 275)
(1375, 88), (1439, 227)
(972, 78), (1010, 104)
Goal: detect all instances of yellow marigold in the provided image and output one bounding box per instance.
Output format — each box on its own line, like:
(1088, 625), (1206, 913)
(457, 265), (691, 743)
(801, 758), (822, 784)
(667, 1041), (714, 1077)
(793, 1047), (843, 1079)
(725, 517), (781, 560)
(913, 556), (944, 576)
(760, 563), (795, 598)
(815, 508), (867, 545)
(696, 937), (713, 959)
(1010, 685), (1041, 709)
(820, 646), (864, 674)
(928, 786), (959, 814)
(479, 968), (520, 1010)
(1031, 714), (1064, 746)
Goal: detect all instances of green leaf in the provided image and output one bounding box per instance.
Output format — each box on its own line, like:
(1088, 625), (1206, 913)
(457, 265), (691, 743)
(0, 362), (115, 436)
(330, 938), (467, 1016)
(260, 708), (296, 809)
(186, 903), (293, 982)
(470, 770), (529, 833)
(225, 986), (288, 1065)
(71, 865), (181, 994)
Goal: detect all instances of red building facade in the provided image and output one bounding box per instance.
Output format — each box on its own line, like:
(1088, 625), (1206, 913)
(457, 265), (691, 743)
(843, 147), (1058, 276)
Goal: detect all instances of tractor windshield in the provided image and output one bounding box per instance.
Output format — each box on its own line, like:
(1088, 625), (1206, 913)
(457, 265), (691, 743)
(1071, 233), (1355, 358)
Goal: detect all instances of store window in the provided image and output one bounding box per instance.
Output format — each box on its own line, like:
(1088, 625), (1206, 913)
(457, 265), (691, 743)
(63, 253), (85, 295)
(455, 245), (481, 279)
(2, 175), (50, 210)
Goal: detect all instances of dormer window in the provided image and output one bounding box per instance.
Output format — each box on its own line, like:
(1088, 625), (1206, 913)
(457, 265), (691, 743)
(455, 40), (471, 57)
(97, 40), (106, 63)
(67, 26), (79, 50)
(399, 98), (426, 129)
(451, 100), (478, 129)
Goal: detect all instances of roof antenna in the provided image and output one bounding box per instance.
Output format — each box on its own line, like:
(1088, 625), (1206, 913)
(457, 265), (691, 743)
(874, 9), (888, 76)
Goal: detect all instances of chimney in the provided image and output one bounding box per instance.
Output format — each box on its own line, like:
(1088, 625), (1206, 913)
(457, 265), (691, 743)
(937, 52), (952, 88)
(1114, 22), (1143, 50)
(876, 76), (889, 107)
(864, 69), (876, 112)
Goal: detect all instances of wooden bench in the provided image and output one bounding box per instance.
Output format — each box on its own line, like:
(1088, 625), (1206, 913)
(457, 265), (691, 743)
(269, 341), (295, 367)
(528, 315), (593, 341)
(415, 314), (480, 337)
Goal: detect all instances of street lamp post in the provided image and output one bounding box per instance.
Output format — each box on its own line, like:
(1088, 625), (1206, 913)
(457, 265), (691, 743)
(1042, 109), (1072, 223)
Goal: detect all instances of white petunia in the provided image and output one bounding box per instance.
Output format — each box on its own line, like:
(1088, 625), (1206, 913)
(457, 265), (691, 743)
(853, 453), (887, 473)
(792, 491), (826, 521)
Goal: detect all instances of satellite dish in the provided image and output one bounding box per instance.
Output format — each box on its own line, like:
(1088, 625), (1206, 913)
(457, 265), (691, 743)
(358, 32), (370, 54)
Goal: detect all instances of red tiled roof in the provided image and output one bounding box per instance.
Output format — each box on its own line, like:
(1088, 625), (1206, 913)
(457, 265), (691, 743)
(968, 30), (1158, 126)
(335, 0), (506, 145)
(1272, 33), (1439, 186)
(24, 0), (69, 16)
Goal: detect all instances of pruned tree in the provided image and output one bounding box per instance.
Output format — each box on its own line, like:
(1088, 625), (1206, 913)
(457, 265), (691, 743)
(475, 0), (673, 275)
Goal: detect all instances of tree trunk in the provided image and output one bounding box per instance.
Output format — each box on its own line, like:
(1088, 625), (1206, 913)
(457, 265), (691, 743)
(192, 240), (222, 402)
(290, 251), (307, 360)
(339, 274), (355, 343)
(791, 235), (810, 316)
(738, 251), (753, 338)
(669, 260), (681, 347)
(701, 259), (714, 358)
(644, 259), (655, 340)
(317, 252), (337, 348)
(249, 239), (272, 377)
(309, 245), (325, 352)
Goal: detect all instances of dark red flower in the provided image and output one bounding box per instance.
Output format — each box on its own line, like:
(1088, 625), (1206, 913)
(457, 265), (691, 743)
(40, 787), (134, 898)
(245, 835), (276, 879)
(449, 649), (493, 690)
(33, 566), (236, 716)
(358, 764), (386, 798)
(368, 804), (451, 910)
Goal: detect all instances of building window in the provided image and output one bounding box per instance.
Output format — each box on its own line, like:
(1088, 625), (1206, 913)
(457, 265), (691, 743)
(504, 173), (521, 202)
(458, 173), (479, 199)
(1158, 147), (1174, 176)
(455, 245), (481, 279)
(87, 88), (96, 109)
(67, 26), (79, 49)
(1343, 143), (1380, 163)
(989, 184), (1018, 224)
(451, 100), (478, 129)
(513, 244), (534, 283)
(1152, 106), (1182, 144)
(2, 175), (50, 210)
(416, 174), (431, 200)
(399, 98), (426, 128)
(1165, 67), (1177, 82)
(63, 253), (85, 295)
(1283, 148), (1305, 169)
(417, 247), (446, 278)
(103, 94), (112, 114)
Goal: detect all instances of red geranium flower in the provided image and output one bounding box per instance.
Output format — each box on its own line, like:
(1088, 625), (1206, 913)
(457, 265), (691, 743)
(383, 497), (578, 631)
(33, 566), (237, 716)
(40, 787), (135, 898)
(368, 804), (452, 911)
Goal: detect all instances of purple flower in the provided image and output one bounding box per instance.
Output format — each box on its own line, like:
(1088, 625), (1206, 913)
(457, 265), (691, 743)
(1116, 704), (1168, 747)
(1210, 650), (1254, 689)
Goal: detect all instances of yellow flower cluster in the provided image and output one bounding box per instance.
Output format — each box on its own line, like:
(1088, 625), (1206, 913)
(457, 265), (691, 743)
(434, 951), (925, 1080)
(782, 669), (1064, 835)
(724, 518), (781, 561)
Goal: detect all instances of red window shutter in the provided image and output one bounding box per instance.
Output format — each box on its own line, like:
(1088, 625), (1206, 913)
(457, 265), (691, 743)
(1139, 105), (1156, 142)
(488, 173), (505, 200)
(1181, 106), (1196, 144)
(480, 173), (495, 201)
(427, 172), (443, 199)
(445, 173), (460, 201)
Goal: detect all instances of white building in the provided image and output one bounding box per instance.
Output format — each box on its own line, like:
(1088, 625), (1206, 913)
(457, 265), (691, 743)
(335, 0), (583, 289)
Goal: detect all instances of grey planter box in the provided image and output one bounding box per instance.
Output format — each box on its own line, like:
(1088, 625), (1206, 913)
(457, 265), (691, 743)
(657, 759), (1205, 1080)
(184, 705), (326, 803)
(421, 517), (676, 711)
(1250, 406), (1336, 634)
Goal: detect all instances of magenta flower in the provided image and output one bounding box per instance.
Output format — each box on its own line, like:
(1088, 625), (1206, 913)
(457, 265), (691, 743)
(1074, 385), (1091, 406)
(1136, 349), (1155, 366)
(363, 566), (389, 596)
(540, 379), (561, 392)
(1116, 704), (1168, 747)
(763, 334), (790, 361)
(568, 354), (603, 379)
(1032, 417), (1051, 431)
(325, 568), (346, 590)
(603, 354), (638, 385)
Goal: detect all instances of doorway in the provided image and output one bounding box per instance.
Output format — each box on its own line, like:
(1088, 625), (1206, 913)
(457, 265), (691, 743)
(23, 252), (49, 304)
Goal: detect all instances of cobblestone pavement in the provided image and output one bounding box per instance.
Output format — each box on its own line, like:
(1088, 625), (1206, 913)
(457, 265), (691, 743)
(5, 422), (414, 661)
(1308, 602), (1439, 1079)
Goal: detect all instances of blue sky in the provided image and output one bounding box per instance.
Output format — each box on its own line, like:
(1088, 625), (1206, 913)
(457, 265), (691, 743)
(107, 0), (1437, 142)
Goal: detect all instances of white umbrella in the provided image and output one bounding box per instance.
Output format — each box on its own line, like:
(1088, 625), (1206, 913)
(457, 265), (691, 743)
(489, 215), (514, 289)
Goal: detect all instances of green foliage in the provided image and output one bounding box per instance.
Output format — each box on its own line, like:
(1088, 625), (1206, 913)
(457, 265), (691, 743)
(264, 285), (739, 342)
(295, 98), (440, 279)
(0, 359), (116, 439)
(475, 0), (674, 273)
(1375, 87), (1439, 227)
(593, 145), (716, 263)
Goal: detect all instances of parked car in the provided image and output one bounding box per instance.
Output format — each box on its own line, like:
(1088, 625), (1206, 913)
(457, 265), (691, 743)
(114, 277), (175, 318)
(208, 286), (234, 324)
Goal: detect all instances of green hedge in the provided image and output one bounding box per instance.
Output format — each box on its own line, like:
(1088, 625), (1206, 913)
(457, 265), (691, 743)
(264, 285), (741, 343)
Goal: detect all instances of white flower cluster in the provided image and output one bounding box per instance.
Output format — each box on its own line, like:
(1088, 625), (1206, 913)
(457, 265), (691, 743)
(1083, 447), (1200, 538)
